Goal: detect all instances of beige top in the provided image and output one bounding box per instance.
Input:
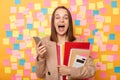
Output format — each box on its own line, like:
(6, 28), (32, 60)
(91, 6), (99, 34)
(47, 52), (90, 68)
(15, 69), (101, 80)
(35, 36), (96, 80)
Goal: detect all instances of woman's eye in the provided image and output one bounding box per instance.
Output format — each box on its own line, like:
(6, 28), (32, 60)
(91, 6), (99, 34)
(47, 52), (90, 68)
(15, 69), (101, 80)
(64, 16), (68, 19)
(55, 17), (60, 19)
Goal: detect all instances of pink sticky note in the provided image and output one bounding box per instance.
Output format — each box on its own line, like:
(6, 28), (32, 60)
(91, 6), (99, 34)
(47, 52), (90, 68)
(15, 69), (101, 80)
(70, 5), (77, 12)
(113, 54), (118, 60)
(79, 35), (85, 41)
(17, 13), (23, 19)
(100, 44), (106, 51)
(100, 72), (106, 78)
(108, 55), (114, 62)
(104, 0), (110, 4)
(84, 28), (90, 36)
(4, 60), (10, 66)
(96, 62), (102, 70)
(110, 75), (116, 80)
(70, 0), (76, 5)
(6, 48), (12, 54)
(76, 14), (83, 20)
(80, 6), (86, 12)
(24, 70), (30, 76)
(26, 18), (33, 23)
(100, 8), (106, 14)
(114, 25), (120, 31)
(89, 24), (95, 30)
(112, 44), (118, 51)
(100, 64), (106, 71)
(23, 8), (29, 15)
(25, 49), (31, 54)
(15, 19), (24, 27)
(20, 42), (26, 49)
(10, 37), (16, 44)
(44, 0), (50, 6)
(29, 57), (34, 62)
(38, 26), (45, 32)
(24, 63), (31, 69)
(86, 10), (93, 17)
(96, 40), (103, 46)
(104, 25), (110, 32)
(12, 75), (16, 80)
(4, 24), (10, 30)
(37, 13), (45, 21)
(106, 44), (113, 50)
(12, 50), (21, 59)
(87, 17), (93, 23)
(91, 52), (98, 59)
(18, 27), (24, 34)
(15, 74), (22, 80)
(81, 20), (87, 26)
(94, 15), (104, 22)
(11, 63), (18, 70)
(83, 0), (88, 6)
(10, 6), (17, 13)
(31, 73), (37, 79)
(27, 3), (34, 9)
(71, 14), (76, 20)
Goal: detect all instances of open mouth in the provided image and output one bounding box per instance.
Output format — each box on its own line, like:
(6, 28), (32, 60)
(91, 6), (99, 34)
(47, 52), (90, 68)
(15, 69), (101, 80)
(58, 25), (65, 32)
(58, 25), (65, 28)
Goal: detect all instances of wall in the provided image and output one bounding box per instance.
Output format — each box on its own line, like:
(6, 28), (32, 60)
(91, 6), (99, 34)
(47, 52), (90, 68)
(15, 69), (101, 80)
(0, 0), (120, 80)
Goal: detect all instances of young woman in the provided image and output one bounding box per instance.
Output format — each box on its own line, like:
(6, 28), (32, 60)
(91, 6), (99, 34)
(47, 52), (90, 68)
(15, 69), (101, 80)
(35, 6), (96, 80)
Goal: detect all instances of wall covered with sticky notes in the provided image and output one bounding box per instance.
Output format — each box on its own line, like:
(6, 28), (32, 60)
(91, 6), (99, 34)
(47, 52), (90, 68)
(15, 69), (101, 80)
(0, 0), (120, 80)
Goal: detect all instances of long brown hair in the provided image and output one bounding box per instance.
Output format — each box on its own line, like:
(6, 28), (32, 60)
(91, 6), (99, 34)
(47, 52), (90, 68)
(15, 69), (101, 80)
(50, 6), (76, 42)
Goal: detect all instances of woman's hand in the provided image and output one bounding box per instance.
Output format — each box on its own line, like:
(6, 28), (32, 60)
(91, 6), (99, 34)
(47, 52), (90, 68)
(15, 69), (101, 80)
(36, 41), (47, 58)
(58, 65), (70, 76)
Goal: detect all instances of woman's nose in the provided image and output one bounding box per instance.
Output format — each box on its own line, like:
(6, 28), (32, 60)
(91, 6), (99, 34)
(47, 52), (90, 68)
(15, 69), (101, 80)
(60, 18), (64, 22)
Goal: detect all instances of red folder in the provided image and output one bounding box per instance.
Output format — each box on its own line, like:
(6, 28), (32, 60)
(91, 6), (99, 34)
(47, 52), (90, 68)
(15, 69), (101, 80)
(64, 42), (90, 66)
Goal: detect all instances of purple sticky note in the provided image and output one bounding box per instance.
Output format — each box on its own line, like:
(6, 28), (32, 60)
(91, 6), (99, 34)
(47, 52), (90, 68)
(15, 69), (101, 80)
(27, 3), (34, 9)
(4, 24), (10, 31)
(4, 60), (10, 66)
(114, 25), (120, 31)
(100, 72), (106, 78)
(10, 6), (17, 13)
(44, 0), (50, 6)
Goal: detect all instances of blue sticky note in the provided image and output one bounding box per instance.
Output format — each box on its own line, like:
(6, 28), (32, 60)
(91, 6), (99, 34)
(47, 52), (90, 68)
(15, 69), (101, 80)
(6, 31), (12, 37)
(93, 10), (99, 16)
(17, 34), (23, 40)
(41, 8), (48, 14)
(114, 67), (120, 73)
(88, 38), (94, 44)
(27, 24), (33, 30)
(32, 66), (35, 72)
(109, 34), (115, 40)
(14, 43), (20, 50)
(111, 1), (117, 8)
(75, 20), (80, 26)
(15, 0), (21, 4)
(92, 29), (98, 35)
(19, 59), (25, 66)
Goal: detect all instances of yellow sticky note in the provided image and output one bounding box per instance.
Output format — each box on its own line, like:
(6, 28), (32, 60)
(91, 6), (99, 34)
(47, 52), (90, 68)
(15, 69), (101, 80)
(31, 48), (36, 55)
(33, 21), (40, 28)
(26, 11), (32, 18)
(105, 16), (111, 23)
(30, 30), (37, 37)
(45, 28), (51, 35)
(102, 35), (108, 42)
(10, 23), (16, 29)
(13, 30), (19, 37)
(5, 67), (11, 74)
(23, 29), (30, 36)
(89, 3), (96, 10)
(107, 63), (113, 69)
(113, 8), (119, 15)
(34, 3), (41, 10)
(76, 0), (83, 6)
(92, 45), (99, 52)
(96, 22), (103, 29)
(18, 6), (25, 13)
(51, 1), (58, 8)
(61, 0), (68, 4)
(3, 38), (9, 45)
(10, 56), (17, 62)
(97, 1), (104, 9)
(38, 32), (46, 38)
(9, 15), (16, 22)
(94, 59), (100, 64)
(48, 8), (54, 14)
(20, 51), (25, 58)
(75, 27), (82, 35)
(23, 78), (29, 80)
(26, 41), (32, 48)
(17, 70), (23, 76)
(41, 20), (48, 27)
(101, 55), (107, 61)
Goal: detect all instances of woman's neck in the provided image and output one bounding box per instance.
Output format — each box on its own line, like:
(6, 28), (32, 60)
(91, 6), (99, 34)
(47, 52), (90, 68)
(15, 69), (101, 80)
(57, 35), (68, 45)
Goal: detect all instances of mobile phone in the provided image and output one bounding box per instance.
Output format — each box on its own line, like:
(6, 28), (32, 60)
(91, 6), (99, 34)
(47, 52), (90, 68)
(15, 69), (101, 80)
(33, 37), (41, 45)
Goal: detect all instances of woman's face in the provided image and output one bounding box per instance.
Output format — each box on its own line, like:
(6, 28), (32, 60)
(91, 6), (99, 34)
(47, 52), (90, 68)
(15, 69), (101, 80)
(54, 8), (69, 36)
